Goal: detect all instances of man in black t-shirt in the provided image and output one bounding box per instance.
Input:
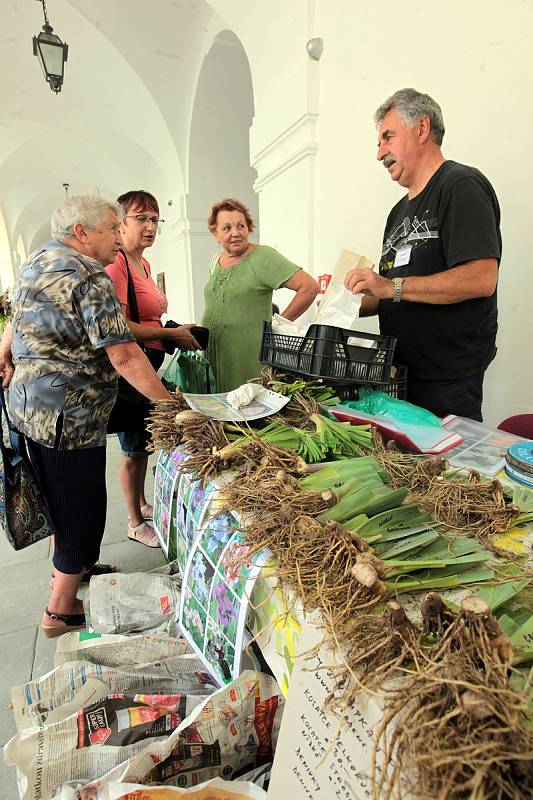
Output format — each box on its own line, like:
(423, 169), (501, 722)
(344, 88), (501, 421)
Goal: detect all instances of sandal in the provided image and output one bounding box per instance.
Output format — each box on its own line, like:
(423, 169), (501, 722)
(49, 563), (118, 589)
(128, 521), (160, 549)
(141, 503), (153, 520)
(42, 608), (86, 638)
(83, 563), (118, 581)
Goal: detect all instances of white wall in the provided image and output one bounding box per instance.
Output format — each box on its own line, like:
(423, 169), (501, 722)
(225, 0), (533, 427)
(313, 0), (533, 426)
(4, 0), (531, 426)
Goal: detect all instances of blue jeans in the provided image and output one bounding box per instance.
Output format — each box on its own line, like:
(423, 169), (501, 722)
(116, 348), (165, 456)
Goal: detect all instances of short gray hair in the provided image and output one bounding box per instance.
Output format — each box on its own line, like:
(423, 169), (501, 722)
(51, 195), (122, 238)
(374, 88), (445, 146)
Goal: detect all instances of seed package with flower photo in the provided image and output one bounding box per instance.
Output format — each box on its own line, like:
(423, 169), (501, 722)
(210, 573), (240, 643)
(182, 588), (207, 651)
(174, 466), (218, 576)
(152, 449), (182, 554)
(179, 507), (268, 686)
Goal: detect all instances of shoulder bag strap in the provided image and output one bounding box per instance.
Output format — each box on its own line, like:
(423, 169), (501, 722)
(0, 386), (15, 435)
(0, 388), (8, 458)
(120, 248), (141, 324)
(0, 387), (25, 462)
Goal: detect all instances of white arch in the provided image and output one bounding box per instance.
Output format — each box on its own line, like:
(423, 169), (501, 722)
(181, 28), (257, 320)
(2, 1), (184, 255)
(0, 208), (14, 292)
(183, 14), (256, 194)
(16, 234), (26, 266)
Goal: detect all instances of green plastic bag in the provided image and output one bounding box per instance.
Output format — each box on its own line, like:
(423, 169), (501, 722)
(344, 389), (442, 427)
(161, 349), (216, 394)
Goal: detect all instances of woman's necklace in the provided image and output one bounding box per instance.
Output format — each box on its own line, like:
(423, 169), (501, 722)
(215, 264), (233, 288)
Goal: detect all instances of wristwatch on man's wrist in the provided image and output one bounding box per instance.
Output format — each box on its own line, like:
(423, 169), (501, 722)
(392, 277), (404, 303)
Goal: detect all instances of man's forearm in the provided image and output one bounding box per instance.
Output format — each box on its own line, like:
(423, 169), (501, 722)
(398, 259), (498, 304)
(345, 259), (498, 305)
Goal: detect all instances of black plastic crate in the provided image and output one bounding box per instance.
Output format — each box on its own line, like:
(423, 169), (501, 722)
(260, 322), (397, 385)
(331, 365), (408, 402)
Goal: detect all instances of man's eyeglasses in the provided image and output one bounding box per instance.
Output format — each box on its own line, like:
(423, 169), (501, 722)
(124, 214), (164, 225)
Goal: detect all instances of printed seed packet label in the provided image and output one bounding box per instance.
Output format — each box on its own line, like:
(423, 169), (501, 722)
(179, 508), (269, 686)
(153, 449), (183, 555)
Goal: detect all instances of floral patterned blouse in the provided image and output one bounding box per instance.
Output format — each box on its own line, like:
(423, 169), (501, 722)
(8, 240), (134, 449)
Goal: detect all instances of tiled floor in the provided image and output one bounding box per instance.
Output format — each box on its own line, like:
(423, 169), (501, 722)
(0, 436), (165, 799)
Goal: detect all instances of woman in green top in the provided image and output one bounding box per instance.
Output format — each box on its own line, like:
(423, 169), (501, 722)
(202, 198), (319, 392)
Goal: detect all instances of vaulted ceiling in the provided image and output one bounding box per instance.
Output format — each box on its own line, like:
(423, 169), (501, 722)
(1, 0), (225, 268)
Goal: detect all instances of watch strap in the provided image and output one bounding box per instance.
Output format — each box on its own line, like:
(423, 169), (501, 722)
(392, 278), (404, 303)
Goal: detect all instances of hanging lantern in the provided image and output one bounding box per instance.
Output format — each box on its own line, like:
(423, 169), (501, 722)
(32, 0), (68, 94)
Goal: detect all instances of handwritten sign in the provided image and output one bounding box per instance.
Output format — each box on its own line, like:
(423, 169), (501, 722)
(268, 615), (387, 800)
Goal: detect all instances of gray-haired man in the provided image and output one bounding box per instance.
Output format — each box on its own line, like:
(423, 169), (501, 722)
(345, 88), (501, 421)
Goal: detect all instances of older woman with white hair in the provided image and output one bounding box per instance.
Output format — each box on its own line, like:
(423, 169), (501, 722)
(0, 195), (171, 637)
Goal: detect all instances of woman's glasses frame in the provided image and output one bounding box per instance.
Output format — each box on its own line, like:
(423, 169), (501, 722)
(124, 214), (164, 226)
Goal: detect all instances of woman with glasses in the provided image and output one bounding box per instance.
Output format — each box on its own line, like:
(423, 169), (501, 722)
(107, 190), (199, 548)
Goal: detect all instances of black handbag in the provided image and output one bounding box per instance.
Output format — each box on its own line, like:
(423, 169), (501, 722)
(0, 389), (55, 550)
(163, 320), (179, 355)
(107, 251), (151, 434)
(163, 323), (209, 355)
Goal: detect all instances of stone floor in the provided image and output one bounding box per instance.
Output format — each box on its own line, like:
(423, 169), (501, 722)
(0, 436), (165, 799)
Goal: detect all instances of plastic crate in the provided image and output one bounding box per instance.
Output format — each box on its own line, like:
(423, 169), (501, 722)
(260, 322), (397, 385)
(331, 365), (408, 402)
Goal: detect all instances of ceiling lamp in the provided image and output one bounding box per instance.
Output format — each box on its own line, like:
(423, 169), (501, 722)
(32, 0), (68, 94)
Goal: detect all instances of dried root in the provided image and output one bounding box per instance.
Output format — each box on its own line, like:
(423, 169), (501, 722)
(325, 600), (423, 714)
(371, 429), (447, 490)
(146, 398), (228, 457)
(159, 420), (305, 486)
(373, 595), (533, 800)
(250, 367), (284, 389)
(217, 465), (336, 519)
(234, 513), (387, 625)
(414, 473), (522, 549)
(229, 439), (305, 473)
(373, 430), (522, 551)
(146, 392), (190, 451)
(420, 591), (457, 638)
(275, 392), (321, 430)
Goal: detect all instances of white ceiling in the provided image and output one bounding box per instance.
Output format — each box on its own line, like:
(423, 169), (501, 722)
(1, 0), (224, 258)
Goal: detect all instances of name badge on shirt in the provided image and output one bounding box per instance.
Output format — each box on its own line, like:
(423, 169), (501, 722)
(394, 246), (412, 268)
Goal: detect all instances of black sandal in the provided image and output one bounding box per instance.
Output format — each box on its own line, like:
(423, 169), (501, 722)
(42, 608), (86, 638)
(49, 563), (118, 588)
(82, 563), (118, 581)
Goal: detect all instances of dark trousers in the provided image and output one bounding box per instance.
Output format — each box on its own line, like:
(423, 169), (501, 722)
(26, 440), (107, 574)
(406, 373), (484, 422)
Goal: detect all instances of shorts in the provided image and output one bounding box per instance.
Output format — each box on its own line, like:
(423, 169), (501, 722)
(117, 347), (165, 458)
(117, 425), (151, 458)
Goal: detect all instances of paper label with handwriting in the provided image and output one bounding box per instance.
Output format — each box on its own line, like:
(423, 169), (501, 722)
(268, 614), (394, 800)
